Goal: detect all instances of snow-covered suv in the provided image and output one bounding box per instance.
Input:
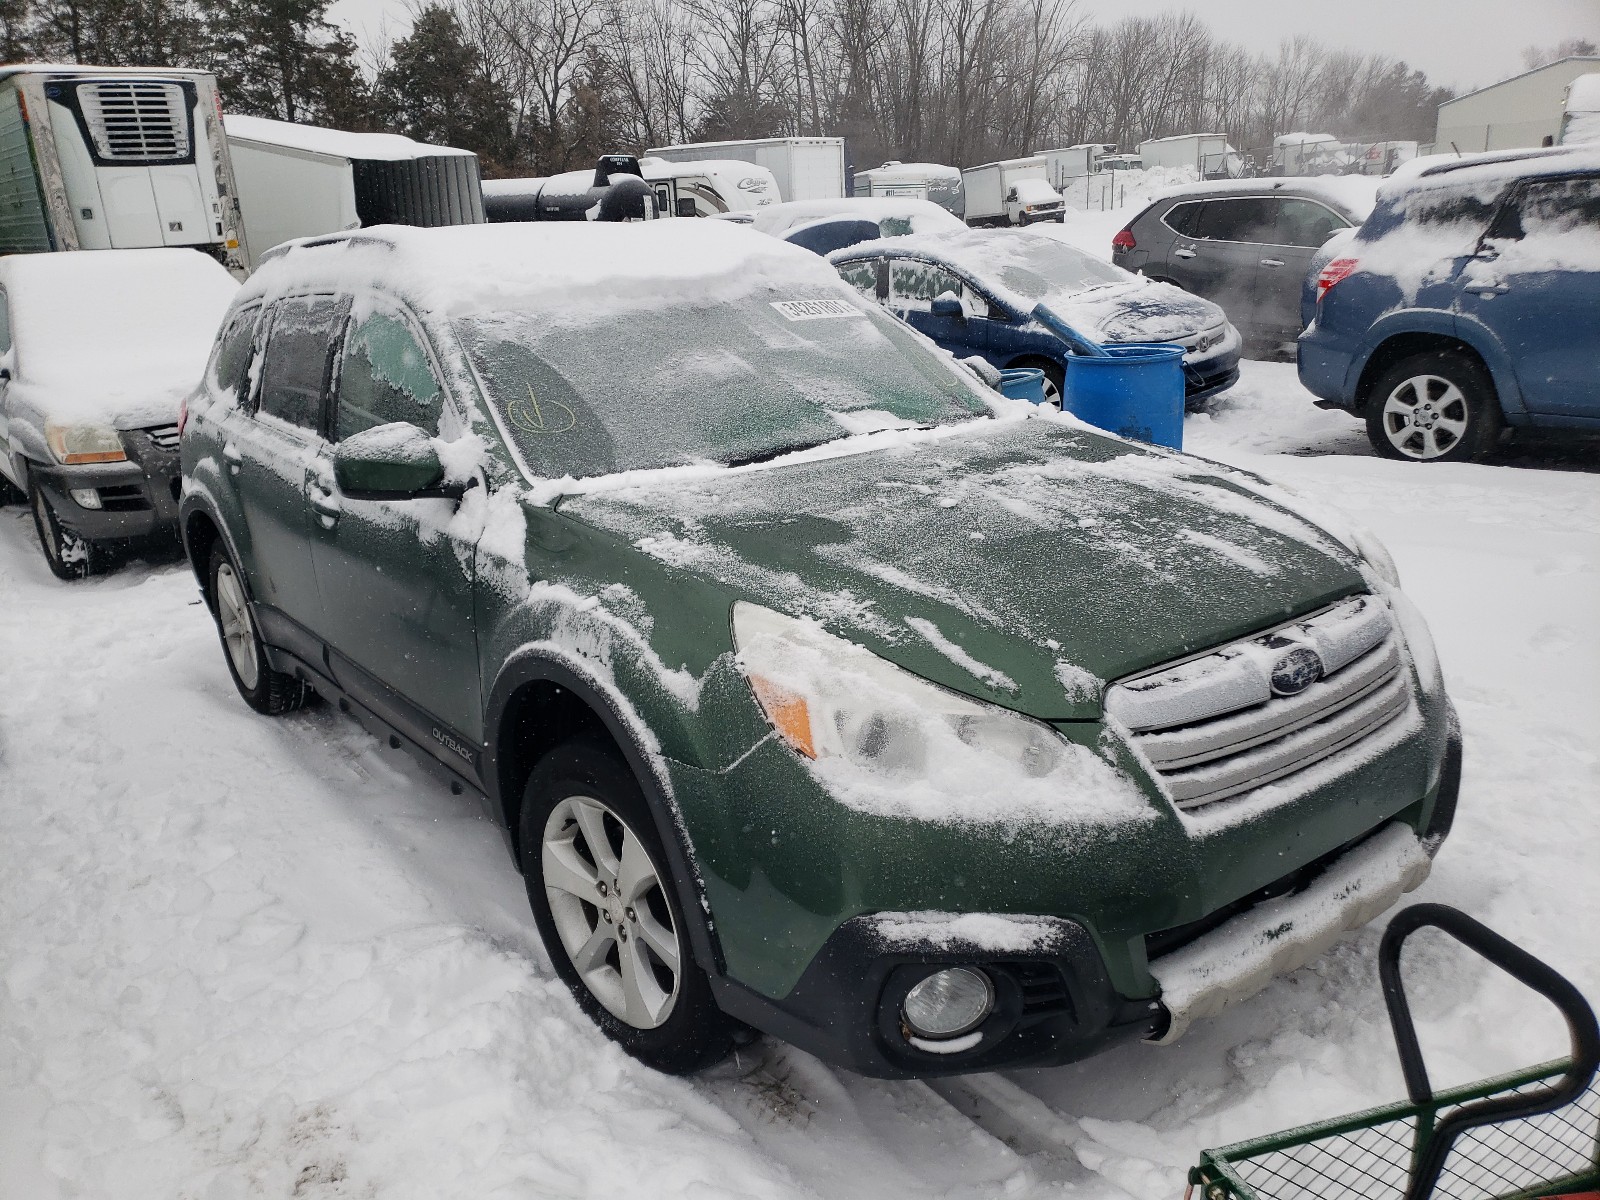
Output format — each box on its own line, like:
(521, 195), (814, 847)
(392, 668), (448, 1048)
(180, 221), (1459, 1078)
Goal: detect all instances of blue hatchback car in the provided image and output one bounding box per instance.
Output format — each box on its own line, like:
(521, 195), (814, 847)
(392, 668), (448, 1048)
(1299, 145), (1600, 462)
(831, 229), (1240, 408)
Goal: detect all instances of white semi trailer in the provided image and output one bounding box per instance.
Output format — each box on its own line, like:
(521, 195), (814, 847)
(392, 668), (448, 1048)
(0, 64), (247, 271)
(225, 115), (484, 269)
(852, 161), (963, 217)
(1137, 133), (1247, 179)
(644, 137), (846, 202)
(1032, 144), (1118, 190)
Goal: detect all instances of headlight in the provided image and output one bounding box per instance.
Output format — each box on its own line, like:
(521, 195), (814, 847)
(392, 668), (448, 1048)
(46, 422), (127, 465)
(732, 602), (1065, 782)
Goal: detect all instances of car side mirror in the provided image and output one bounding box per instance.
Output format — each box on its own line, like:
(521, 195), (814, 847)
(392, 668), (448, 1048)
(931, 291), (964, 318)
(333, 421), (465, 501)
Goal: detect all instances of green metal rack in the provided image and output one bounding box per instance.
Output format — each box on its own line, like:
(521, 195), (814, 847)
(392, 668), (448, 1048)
(1188, 905), (1600, 1200)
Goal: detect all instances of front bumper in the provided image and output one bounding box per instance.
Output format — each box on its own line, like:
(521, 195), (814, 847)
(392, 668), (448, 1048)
(30, 426), (182, 541)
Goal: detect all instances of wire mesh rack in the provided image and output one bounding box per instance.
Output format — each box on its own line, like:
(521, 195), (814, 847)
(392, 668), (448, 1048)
(1188, 905), (1600, 1200)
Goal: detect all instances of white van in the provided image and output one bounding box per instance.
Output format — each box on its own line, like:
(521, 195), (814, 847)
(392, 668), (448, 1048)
(0, 65), (247, 272)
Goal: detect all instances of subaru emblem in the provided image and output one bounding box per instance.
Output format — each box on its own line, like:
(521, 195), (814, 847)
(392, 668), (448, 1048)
(1270, 646), (1323, 696)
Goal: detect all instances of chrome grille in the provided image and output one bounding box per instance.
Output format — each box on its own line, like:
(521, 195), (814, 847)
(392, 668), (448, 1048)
(1107, 595), (1411, 810)
(77, 81), (190, 161)
(144, 423), (181, 450)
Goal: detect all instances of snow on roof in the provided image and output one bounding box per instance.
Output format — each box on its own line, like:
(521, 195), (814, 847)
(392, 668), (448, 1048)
(855, 162), (961, 181)
(1142, 175), (1381, 220)
(242, 220), (847, 319)
(224, 115), (474, 162)
(1568, 72), (1600, 111)
(1386, 142), (1600, 192)
(1274, 132), (1339, 146)
(0, 248), (238, 425)
(481, 177), (547, 197)
(1139, 133), (1227, 145)
(749, 197), (964, 237)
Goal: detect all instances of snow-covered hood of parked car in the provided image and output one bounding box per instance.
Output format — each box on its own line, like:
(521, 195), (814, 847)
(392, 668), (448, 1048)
(11, 357), (202, 430)
(1042, 279), (1226, 345)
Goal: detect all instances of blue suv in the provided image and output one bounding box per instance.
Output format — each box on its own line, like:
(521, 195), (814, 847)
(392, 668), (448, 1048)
(1299, 146), (1600, 462)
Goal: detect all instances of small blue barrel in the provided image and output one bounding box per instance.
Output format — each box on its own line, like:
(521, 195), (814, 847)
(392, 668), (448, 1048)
(1064, 343), (1186, 450)
(997, 366), (1047, 405)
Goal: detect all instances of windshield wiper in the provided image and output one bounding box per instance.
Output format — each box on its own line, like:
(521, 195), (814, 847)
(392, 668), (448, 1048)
(723, 440), (839, 468)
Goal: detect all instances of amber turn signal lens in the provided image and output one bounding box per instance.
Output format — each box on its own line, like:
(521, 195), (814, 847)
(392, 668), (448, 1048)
(748, 675), (817, 759)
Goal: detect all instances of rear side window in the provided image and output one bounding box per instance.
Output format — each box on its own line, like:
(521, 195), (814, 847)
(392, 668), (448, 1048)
(1490, 175), (1600, 240)
(1274, 199), (1349, 248)
(258, 296), (343, 432)
(1401, 183), (1502, 235)
(837, 258), (881, 300)
(1163, 201), (1204, 237)
(207, 305), (260, 399)
(1194, 198), (1276, 243)
(334, 310), (445, 440)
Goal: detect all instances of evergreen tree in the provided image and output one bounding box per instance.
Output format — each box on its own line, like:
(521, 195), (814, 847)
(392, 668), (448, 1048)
(27, 0), (204, 66)
(199, 0), (371, 126)
(373, 6), (515, 169)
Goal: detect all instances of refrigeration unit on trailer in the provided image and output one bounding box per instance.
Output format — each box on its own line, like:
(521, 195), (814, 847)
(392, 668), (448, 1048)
(225, 115), (483, 268)
(645, 137), (846, 202)
(851, 161), (964, 217)
(0, 64), (247, 271)
(1137, 133), (1247, 179)
(960, 157), (1065, 226)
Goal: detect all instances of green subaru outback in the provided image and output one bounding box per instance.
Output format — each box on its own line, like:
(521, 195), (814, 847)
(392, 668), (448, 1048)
(179, 222), (1459, 1078)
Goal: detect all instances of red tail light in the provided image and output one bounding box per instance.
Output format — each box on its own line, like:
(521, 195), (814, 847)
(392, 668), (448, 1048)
(177, 395), (189, 437)
(1112, 228), (1136, 251)
(1317, 257), (1360, 301)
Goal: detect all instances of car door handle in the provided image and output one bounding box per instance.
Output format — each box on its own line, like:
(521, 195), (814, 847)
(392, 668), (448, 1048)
(1473, 281), (1511, 295)
(1260, 258), (1286, 268)
(1173, 247), (1197, 259)
(307, 485), (341, 524)
(222, 442), (242, 474)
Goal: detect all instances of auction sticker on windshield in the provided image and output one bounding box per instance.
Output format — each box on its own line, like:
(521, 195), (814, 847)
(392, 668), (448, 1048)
(770, 299), (867, 321)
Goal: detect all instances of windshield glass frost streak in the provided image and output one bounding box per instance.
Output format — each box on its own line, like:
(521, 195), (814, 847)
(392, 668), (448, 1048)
(458, 290), (987, 479)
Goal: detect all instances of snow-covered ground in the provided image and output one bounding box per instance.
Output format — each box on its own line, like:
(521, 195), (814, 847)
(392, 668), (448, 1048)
(3, 370), (1598, 1194)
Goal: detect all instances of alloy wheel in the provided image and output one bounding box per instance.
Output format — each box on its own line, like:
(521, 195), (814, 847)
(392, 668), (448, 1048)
(541, 795), (681, 1030)
(215, 562), (261, 690)
(1381, 374), (1470, 461)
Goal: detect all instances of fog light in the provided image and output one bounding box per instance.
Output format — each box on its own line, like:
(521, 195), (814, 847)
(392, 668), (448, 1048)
(69, 487), (102, 510)
(903, 967), (993, 1039)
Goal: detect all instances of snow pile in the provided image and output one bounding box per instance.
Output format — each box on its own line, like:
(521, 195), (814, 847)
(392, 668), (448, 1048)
(0, 248), (238, 427)
(749, 197), (964, 238)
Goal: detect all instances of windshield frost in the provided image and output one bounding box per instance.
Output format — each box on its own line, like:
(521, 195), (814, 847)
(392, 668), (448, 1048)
(459, 291), (988, 480)
(991, 240), (1127, 301)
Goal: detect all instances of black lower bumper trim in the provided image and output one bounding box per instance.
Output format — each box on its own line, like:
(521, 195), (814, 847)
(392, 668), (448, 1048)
(710, 915), (1162, 1079)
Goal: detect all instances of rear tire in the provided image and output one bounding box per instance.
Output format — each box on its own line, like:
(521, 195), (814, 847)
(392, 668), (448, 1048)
(519, 738), (734, 1074)
(1366, 351), (1502, 463)
(208, 542), (311, 715)
(29, 480), (98, 580)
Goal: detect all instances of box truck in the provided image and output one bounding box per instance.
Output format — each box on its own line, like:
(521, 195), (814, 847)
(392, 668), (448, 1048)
(0, 64), (247, 271)
(644, 137), (845, 202)
(960, 157), (1064, 226)
(225, 115), (483, 268)
(1137, 133), (1247, 179)
(852, 161), (963, 217)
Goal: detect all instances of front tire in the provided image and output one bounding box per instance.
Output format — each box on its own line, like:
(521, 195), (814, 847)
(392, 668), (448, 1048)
(1366, 351), (1502, 463)
(208, 542), (311, 715)
(1013, 357), (1064, 410)
(519, 738), (733, 1074)
(29, 480), (98, 580)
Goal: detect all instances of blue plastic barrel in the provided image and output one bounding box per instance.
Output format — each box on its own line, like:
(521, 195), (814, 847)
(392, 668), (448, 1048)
(1063, 342), (1186, 450)
(997, 367), (1047, 406)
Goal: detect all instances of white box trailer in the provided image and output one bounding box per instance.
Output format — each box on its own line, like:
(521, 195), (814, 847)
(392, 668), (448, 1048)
(851, 161), (963, 217)
(644, 137), (845, 202)
(0, 64), (247, 271)
(1137, 133), (1246, 179)
(1032, 144), (1117, 190)
(225, 115), (483, 268)
(960, 157), (1064, 226)
(638, 157), (780, 215)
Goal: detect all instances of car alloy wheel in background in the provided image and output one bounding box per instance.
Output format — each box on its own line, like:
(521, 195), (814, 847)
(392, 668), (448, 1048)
(542, 793), (681, 1030)
(1380, 374), (1472, 460)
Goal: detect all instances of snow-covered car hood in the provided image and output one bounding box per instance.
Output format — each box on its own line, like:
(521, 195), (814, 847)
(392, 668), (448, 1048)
(1043, 279), (1225, 345)
(560, 417), (1366, 719)
(11, 359), (202, 430)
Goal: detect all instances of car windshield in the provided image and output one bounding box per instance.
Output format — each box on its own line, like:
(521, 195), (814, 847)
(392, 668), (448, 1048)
(457, 291), (990, 480)
(987, 239), (1127, 301)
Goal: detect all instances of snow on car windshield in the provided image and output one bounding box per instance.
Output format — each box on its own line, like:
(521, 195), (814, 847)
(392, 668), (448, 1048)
(458, 288), (989, 480)
(992, 237), (1128, 300)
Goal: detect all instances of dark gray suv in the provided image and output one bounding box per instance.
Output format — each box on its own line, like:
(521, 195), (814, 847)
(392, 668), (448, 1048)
(1112, 180), (1367, 352)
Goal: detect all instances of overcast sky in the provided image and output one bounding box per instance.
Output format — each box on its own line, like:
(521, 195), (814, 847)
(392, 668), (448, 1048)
(327, 0), (1600, 95)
